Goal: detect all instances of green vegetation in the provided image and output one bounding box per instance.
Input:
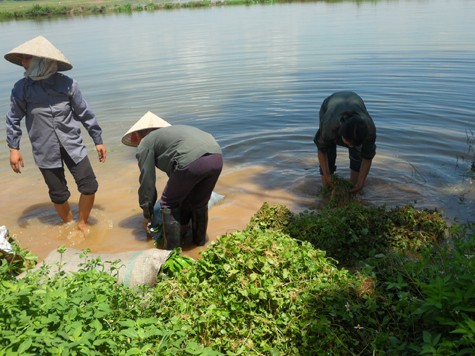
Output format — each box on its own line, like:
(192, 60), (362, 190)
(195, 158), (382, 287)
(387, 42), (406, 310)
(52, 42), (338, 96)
(0, 0), (263, 20)
(0, 0), (378, 20)
(2, 186), (474, 354)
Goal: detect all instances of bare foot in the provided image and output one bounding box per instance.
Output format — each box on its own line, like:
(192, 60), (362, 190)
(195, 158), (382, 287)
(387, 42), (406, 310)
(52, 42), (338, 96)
(77, 222), (91, 237)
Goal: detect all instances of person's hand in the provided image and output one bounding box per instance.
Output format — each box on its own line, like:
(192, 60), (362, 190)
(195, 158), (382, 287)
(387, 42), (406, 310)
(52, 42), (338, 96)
(350, 184), (364, 194)
(322, 174), (334, 187)
(96, 144), (107, 163)
(143, 218), (151, 235)
(9, 148), (24, 173)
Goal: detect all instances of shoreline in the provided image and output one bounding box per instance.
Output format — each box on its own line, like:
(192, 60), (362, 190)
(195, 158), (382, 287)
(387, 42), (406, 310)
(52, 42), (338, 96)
(1, 0), (291, 20)
(0, 0), (368, 21)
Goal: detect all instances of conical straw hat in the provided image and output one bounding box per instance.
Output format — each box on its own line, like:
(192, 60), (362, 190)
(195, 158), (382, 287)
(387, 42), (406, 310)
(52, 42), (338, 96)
(4, 35), (72, 71)
(121, 111), (171, 147)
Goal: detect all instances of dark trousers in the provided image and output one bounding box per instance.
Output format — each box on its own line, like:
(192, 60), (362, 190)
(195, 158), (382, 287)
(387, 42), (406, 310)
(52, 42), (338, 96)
(160, 154), (223, 211)
(39, 148), (98, 204)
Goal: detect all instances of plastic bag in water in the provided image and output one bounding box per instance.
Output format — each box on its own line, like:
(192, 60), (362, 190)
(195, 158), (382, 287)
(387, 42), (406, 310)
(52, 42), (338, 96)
(0, 225), (13, 254)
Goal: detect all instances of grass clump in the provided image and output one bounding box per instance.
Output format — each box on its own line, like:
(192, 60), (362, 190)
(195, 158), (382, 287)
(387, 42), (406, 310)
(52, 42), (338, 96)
(321, 174), (356, 207)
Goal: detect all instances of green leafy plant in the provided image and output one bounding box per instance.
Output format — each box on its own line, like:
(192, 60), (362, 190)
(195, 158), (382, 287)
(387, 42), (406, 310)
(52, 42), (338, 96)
(321, 174), (356, 208)
(284, 202), (447, 267)
(159, 247), (195, 278)
(0, 230), (37, 280)
(246, 201), (292, 231)
(363, 223), (475, 353)
(152, 228), (364, 353)
(386, 205), (448, 252)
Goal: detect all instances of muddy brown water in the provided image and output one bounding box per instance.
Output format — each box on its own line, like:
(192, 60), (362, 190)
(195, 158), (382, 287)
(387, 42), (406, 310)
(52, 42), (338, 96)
(1, 161), (316, 261)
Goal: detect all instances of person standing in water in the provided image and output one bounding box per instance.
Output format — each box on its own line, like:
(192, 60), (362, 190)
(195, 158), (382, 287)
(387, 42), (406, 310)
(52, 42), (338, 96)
(314, 91), (376, 193)
(122, 111), (223, 250)
(5, 35), (107, 234)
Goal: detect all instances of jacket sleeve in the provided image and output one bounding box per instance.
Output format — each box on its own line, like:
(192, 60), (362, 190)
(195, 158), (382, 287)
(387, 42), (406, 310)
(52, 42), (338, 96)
(313, 127), (336, 152)
(314, 96), (334, 152)
(70, 80), (103, 145)
(361, 136), (377, 160)
(136, 147), (158, 220)
(6, 84), (26, 150)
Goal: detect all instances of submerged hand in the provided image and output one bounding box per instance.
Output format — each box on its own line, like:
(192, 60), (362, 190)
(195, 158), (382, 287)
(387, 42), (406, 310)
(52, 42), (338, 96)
(9, 148), (24, 173)
(143, 218), (152, 237)
(96, 144), (107, 163)
(322, 174), (334, 188)
(350, 184), (364, 194)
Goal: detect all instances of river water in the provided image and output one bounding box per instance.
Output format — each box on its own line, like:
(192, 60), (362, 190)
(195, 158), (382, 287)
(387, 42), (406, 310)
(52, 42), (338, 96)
(0, 0), (474, 260)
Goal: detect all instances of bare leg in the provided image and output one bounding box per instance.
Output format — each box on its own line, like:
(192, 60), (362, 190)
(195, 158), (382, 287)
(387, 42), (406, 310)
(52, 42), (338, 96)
(77, 194), (95, 233)
(54, 201), (73, 223)
(350, 169), (359, 185)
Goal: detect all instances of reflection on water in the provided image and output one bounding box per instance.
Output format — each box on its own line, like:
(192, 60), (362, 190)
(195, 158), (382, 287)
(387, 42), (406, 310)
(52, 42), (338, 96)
(0, 0), (474, 260)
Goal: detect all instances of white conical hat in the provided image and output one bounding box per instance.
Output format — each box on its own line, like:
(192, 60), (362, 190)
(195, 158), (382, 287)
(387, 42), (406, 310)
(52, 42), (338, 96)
(4, 35), (72, 71)
(121, 111), (171, 147)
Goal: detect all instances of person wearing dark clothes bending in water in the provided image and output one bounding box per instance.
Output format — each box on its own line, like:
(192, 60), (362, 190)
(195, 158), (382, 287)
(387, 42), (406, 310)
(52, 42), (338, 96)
(314, 91), (376, 193)
(122, 111), (223, 250)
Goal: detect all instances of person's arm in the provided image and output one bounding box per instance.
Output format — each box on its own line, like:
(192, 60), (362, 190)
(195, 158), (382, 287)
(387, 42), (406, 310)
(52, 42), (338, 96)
(136, 147), (158, 220)
(315, 128), (334, 187)
(70, 80), (102, 142)
(7, 85), (26, 173)
(352, 134), (376, 193)
(69, 79), (106, 163)
(351, 158), (372, 193)
(318, 149), (333, 187)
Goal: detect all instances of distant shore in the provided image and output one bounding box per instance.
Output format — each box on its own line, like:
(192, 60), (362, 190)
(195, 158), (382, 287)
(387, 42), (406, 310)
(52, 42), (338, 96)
(0, 0), (214, 20)
(0, 0), (312, 20)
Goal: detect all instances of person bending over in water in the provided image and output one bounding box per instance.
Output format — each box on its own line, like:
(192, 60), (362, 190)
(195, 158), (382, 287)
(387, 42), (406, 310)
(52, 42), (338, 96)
(5, 35), (106, 234)
(122, 111), (223, 250)
(314, 91), (376, 193)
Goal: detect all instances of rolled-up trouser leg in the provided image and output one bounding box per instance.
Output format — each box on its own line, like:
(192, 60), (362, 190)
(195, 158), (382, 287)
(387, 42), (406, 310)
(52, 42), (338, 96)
(39, 167), (71, 204)
(192, 205), (208, 246)
(161, 207), (181, 250)
(66, 153), (98, 195)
